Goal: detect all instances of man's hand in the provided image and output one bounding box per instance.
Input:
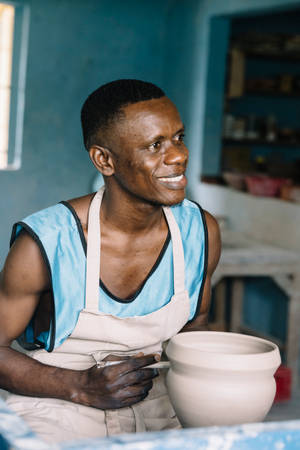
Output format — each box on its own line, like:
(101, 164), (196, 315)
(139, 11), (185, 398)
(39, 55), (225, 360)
(77, 354), (159, 409)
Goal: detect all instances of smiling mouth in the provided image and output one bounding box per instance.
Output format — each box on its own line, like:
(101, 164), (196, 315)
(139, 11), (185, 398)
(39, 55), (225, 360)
(158, 174), (184, 183)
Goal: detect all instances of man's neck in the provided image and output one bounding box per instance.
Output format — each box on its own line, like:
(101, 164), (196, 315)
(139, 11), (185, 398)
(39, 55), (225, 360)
(100, 186), (166, 235)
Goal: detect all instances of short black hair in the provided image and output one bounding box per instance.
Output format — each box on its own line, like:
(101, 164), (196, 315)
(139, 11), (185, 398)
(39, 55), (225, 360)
(81, 79), (165, 150)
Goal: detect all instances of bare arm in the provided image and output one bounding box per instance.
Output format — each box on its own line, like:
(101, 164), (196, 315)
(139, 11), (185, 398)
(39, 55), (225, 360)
(0, 231), (157, 409)
(181, 210), (221, 332)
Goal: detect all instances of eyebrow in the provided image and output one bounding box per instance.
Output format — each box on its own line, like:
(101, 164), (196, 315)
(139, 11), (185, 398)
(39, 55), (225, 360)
(175, 125), (185, 135)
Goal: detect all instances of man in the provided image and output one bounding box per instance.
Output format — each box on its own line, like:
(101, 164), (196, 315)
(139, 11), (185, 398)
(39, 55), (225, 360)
(0, 79), (221, 443)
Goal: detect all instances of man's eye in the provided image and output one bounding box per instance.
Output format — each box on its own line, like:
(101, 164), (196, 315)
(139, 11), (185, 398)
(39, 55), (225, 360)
(149, 141), (161, 151)
(174, 133), (185, 143)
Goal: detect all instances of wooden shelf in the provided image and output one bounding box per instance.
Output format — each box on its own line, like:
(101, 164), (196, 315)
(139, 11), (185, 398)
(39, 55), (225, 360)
(244, 50), (300, 62)
(228, 90), (300, 99)
(223, 139), (300, 148)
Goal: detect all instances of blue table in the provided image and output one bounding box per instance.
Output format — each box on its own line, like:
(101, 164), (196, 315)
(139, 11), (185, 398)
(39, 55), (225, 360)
(1, 397), (300, 449)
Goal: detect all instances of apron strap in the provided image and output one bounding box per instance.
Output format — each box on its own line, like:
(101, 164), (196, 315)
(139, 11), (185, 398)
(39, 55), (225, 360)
(163, 206), (185, 294)
(85, 186), (105, 311)
(85, 187), (185, 311)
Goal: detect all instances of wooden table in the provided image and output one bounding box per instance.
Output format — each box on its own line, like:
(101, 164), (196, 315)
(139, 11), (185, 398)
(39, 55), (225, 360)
(211, 229), (300, 388)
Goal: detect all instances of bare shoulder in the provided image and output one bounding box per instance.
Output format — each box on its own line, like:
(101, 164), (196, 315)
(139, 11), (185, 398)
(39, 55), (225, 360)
(203, 210), (220, 240)
(0, 230), (51, 345)
(2, 230), (50, 296)
(66, 193), (95, 229)
(203, 210), (221, 275)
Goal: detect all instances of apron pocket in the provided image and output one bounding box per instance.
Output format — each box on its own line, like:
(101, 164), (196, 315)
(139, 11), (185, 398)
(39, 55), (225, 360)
(139, 393), (181, 432)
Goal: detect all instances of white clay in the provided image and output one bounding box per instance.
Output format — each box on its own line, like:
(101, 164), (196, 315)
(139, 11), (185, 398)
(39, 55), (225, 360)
(165, 331), (281, 428)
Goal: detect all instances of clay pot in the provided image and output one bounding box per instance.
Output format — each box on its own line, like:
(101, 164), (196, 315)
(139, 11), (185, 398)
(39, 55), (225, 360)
(165, 331), (281, 428)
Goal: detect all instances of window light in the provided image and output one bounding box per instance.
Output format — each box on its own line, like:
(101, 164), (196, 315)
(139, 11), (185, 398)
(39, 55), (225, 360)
(0, 4), (14, 169)
(0, 2), (29, 170)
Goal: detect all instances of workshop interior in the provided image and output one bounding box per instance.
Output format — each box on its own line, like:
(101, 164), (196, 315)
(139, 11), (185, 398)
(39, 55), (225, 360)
(1, 0), (300, 448)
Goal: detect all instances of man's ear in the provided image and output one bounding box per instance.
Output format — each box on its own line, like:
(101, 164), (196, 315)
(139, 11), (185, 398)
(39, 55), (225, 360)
(89, 146), (115, 176)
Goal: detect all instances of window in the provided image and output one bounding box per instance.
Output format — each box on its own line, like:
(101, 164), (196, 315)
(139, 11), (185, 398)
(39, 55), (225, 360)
(0, 4), (14, 168)
(0, 2), (29, 170)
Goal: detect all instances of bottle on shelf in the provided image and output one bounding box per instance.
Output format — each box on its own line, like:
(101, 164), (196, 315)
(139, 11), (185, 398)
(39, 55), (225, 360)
(265, 115), (277, 142)
(246, 114), (259, 140)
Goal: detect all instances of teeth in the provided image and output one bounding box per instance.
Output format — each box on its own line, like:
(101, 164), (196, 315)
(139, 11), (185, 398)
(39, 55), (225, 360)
(159, 174), (183, 182)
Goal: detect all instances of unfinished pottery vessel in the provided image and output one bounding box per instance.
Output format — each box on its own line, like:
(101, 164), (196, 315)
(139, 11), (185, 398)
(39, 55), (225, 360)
(165, 331), (281, 428)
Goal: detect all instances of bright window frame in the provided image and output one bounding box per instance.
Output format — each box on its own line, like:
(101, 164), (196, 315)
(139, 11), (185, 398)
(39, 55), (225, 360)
(0, 1), (29, 170)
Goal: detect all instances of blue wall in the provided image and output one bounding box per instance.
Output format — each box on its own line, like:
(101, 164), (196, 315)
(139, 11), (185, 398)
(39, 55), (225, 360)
(0, 0), (174, 263)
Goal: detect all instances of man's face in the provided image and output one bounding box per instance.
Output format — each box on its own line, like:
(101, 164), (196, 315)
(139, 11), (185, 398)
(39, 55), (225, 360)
(108, 96), (188, 206)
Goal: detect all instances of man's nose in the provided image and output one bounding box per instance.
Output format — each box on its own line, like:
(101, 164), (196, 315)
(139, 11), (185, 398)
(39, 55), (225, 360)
(164, 144), (188, 165)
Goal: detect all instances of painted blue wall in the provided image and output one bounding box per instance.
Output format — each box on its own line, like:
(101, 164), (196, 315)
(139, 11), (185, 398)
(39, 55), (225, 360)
(0, 0), (174, 263)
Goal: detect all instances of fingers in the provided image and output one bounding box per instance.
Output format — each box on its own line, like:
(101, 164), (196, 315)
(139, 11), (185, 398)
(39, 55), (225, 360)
(83, 354), (161, 410)
(111, 354), (160, 377)
(118, 379), (153, 407)
(101, 377), (153, 410)
(115, 368), (158, 389)
(102, 352), (145, 362)
(123, 379), (153, 397)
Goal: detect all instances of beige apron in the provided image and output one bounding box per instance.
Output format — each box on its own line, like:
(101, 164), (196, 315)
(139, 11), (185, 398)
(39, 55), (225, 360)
(6, 187), (190, 443)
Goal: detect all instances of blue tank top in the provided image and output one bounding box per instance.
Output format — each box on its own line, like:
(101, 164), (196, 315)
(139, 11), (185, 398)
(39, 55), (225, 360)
(10, 198), (208, 352)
